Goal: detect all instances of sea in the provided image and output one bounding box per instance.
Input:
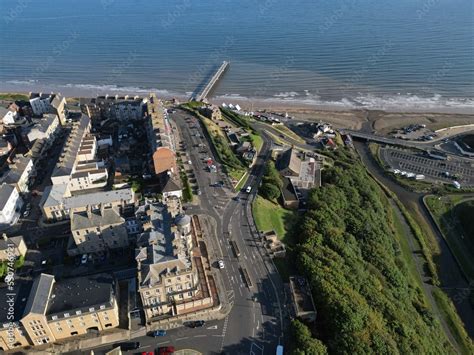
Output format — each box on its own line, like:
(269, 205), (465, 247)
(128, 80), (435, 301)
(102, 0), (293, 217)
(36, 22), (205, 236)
(0, 0), (473, 112)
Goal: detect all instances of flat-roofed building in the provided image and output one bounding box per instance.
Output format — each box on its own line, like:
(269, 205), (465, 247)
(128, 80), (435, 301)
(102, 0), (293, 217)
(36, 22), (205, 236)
(289, 276), (317, 323)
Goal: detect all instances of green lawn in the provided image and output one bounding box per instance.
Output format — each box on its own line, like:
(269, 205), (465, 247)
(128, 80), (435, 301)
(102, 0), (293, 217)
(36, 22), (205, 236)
(252, 196), (294, 241)
(249, 133), (263, 152)
(0, 93), (29, 101)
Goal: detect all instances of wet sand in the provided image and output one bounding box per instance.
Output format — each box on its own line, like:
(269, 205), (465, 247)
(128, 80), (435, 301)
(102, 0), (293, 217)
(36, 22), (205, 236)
(2, 88), (473, 134)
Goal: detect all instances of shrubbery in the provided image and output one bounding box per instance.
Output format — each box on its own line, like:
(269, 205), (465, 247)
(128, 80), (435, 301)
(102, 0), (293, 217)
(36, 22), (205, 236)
(292, 149), (454, 354)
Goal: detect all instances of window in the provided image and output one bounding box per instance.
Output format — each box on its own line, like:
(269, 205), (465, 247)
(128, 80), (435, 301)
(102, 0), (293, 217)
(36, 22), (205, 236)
(188, 291), (193, 297)
(76, 310), (82, 315)
(64, 312), (70, 317)
(89, 307), (95, 312)
(51, 315), (58, 320)
(57, 328), (63, 332)
(100, 305), (106, 310)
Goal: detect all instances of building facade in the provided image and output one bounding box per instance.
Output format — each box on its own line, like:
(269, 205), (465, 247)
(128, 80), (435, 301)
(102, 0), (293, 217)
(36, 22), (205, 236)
(0, 234), (27, 262)
(0, 184), (22, 226)
(0, 273), (120, 350)
(136, 205), (212, 323)
(70, 206), (129, 255)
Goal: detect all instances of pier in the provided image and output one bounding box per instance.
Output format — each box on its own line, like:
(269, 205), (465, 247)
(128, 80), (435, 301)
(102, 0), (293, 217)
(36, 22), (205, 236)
(192, 61), (229, 102)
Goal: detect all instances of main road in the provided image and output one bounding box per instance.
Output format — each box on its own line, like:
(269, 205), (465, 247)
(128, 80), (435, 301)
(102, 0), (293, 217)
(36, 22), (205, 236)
(169, 108), (286, 354)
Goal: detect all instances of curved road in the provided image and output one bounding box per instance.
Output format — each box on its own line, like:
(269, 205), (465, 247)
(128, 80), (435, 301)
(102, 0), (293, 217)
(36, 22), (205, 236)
(355, 141), (474, 338)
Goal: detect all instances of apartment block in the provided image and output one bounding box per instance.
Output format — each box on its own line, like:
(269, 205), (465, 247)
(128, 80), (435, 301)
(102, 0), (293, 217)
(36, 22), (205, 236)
(40, 185), (134, 221)
(29, 92), (67, 124)
(0, 155), (34, 193)
(136, 205), (212, 323)
(70, 205), (129, 255)
(0, 273), (119, 350)
(51, 114), (108, 194)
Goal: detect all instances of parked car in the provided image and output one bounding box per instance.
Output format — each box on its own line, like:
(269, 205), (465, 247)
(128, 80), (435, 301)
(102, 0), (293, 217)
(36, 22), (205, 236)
(80, 254), (88, 265)
(218, 260), (225, 269)
(152, 329), (167, 337)
(245, 186), (252, 193)
(113, 342), (140, 351)
(184, 320), (205, 328)
(157, 346), (175, 355)
(22, 210), (30, 218)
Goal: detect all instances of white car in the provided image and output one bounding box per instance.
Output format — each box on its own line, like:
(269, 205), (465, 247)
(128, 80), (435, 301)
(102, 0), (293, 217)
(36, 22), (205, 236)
(81, 254), (88, 265)
(218, 260), (225, 269)
(245, 186), (252, 193)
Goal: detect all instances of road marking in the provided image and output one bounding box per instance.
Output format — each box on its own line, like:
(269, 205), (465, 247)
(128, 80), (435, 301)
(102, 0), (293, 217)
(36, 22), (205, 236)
(176, 337), (189, 341)
(139, 345), (151, 349)
(194, 334), (206, 338)
(156, 341), (170, 345)
(207, 325), (218, 330)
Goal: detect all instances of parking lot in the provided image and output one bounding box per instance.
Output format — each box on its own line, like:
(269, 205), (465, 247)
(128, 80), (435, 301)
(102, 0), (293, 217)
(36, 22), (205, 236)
(380, 147), (474, 187)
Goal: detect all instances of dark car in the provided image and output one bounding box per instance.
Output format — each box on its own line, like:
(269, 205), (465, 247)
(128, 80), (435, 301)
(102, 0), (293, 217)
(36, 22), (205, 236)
(184, 320), (205, 328)
(113, 341), (140, 350)
(157, 346), (175, 354)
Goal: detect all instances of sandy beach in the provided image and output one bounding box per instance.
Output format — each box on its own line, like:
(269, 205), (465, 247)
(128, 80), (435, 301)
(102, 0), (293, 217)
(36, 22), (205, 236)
(1, 88), (473, 135)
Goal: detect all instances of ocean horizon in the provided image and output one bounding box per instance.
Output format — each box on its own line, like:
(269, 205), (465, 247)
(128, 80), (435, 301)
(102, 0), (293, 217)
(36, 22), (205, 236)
(1, 0), (473, 112)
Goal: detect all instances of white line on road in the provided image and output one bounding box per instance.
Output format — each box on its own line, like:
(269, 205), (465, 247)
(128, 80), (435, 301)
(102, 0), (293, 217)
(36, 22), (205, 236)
(176, 337), (189, 341)
(156, 341), (170, 345)
(194, 334), (206, 338)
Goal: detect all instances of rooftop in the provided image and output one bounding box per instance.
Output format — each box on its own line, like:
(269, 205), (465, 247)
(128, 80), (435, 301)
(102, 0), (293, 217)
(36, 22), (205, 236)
(71, 207), (124, 230)
(23, 273), (55, 316)
(0, 184), (16, 210)
(52, 114), (90, 178)
(289, 276), (317, 316)
(41, 184), (134, 209)
(45, 273), (115, 319)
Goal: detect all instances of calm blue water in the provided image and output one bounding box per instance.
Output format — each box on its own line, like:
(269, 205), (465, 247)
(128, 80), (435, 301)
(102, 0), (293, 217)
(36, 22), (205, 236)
(0, 0), (473, 110)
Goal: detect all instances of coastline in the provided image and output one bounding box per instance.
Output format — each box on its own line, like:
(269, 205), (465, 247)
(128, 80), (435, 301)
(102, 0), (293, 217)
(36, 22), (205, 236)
(1, 86), (473, 134)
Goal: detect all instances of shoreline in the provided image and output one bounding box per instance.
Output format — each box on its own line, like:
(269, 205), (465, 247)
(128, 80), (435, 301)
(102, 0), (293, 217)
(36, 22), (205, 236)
(1, 88), (473, 133)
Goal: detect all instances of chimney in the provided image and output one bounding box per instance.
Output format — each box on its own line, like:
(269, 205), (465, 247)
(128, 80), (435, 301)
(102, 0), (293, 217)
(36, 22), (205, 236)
(86, 205), (92, 219)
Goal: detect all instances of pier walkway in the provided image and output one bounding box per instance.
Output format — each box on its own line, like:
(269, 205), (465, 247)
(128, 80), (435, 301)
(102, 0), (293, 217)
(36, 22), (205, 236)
(191, 61), (229, 102)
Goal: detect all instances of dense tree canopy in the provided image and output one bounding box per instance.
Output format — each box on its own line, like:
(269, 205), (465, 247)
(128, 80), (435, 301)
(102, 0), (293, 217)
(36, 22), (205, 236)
(293, 149), (454, 354)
